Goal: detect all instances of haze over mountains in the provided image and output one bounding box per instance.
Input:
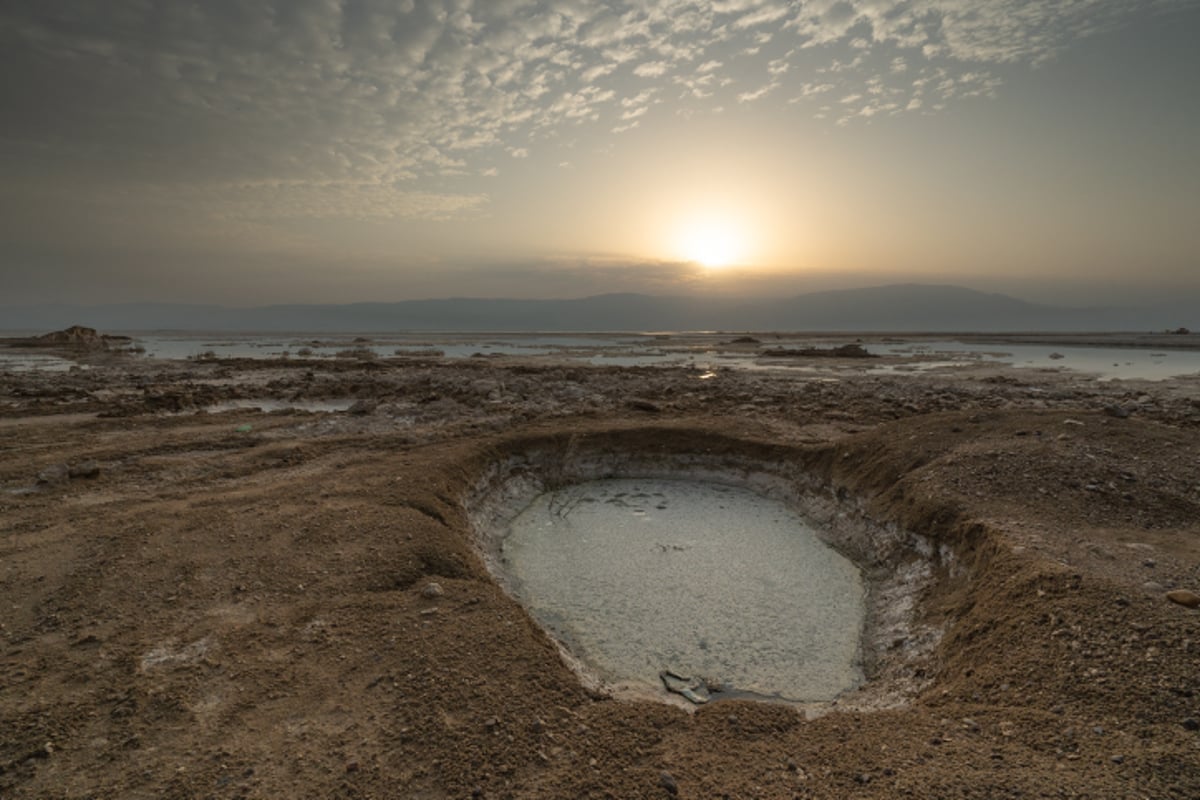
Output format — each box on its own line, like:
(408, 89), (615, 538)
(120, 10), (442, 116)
(1, 285), (1194, 334)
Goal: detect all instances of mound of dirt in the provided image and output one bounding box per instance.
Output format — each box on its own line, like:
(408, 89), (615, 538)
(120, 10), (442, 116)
(3, 325), (131, 351)
(37, 325), (109, 346)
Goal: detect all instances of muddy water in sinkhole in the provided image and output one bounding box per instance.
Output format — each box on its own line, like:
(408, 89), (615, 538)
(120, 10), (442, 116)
(500, 478), (866, 702)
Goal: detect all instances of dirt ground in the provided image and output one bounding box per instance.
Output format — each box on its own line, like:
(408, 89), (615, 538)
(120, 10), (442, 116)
(2, 346), (1199, 798)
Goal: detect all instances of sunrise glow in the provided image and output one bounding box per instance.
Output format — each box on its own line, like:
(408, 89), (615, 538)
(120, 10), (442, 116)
(675, 217), (751, 269)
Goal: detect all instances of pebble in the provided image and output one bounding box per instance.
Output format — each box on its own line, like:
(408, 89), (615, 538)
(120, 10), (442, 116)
(1183, 718), (1199, 731)
(658, 770), (679, 795)
(1166, 589), (1200, 609)
(1103, 405), (1130, 419)
(421, 582), (445, 599)
(68, 461), (101, 479)
(628, 399), (662, 413)
(36, 463), (71, 486)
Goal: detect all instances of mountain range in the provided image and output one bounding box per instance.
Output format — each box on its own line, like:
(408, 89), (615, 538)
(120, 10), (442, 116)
(1, 284), (1194, 333)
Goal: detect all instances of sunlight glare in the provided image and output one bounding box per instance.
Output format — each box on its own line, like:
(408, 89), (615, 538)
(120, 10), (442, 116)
(676, 217), (749, 269)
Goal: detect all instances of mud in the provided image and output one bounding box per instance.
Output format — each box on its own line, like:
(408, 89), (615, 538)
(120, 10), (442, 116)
(2, 347), (1200, 798)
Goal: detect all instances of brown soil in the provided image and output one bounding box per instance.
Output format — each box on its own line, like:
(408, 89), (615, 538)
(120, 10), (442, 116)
(2, 354), (1199, 798)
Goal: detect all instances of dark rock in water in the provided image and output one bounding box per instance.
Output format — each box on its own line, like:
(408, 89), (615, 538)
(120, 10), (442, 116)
(727, 336), (760, 344)
(347, 399), (376, 415)
(37, 463), (71, 486)
(762, 343), (877, 359)
(1103, 405), (1130, 419)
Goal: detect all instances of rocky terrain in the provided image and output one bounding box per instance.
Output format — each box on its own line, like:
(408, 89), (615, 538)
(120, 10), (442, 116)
(2, 346), (1199, 798)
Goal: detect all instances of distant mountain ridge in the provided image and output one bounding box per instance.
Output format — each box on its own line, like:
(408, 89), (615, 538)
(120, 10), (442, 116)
(0, 284), (1193, 333)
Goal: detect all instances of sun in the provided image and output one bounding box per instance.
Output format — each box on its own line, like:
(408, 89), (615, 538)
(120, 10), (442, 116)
(674, 217), (749, 269)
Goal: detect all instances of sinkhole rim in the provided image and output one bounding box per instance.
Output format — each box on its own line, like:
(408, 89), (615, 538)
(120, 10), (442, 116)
(465, 435), (950, 712)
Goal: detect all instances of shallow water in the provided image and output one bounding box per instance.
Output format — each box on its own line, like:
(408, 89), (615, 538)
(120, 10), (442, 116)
(129, 332), (651, 361)
(8, 330), (1198, 381)
(868, 340), (1200, 380)
(501, 479), (865, 702)
(0, 353), (87, 372)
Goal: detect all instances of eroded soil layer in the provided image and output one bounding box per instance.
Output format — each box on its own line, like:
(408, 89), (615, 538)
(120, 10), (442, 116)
(2, 355), (1200, 798)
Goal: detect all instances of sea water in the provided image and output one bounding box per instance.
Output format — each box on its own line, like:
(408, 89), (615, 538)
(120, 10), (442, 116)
(501, 478), (865, 702)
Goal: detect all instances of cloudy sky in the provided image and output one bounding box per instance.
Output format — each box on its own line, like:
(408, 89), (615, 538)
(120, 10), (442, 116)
(2, 0), (1198, 307)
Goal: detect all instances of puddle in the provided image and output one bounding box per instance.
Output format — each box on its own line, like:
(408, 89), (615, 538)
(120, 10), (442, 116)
(501, 479), (865, 702)
(468, 437), (944, 711)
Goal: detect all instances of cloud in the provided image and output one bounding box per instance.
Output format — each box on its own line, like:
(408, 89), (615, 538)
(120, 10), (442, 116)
(0, 0), (1190, 226)
(581, 63), (619, 83)
(730, 3), (792, 29)
(621, 89), (658, 108)
(467, 255), (707, 296)
(738, 83), (778, 103)
(633, 60), (671, 78)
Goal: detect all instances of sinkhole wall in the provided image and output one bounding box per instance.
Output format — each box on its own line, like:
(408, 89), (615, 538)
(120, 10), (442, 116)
(461, 427), (962, 709)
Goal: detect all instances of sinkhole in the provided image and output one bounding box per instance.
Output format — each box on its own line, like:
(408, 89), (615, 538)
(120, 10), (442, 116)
(504, 478), (864, 703)
(468, 436), (943, 709)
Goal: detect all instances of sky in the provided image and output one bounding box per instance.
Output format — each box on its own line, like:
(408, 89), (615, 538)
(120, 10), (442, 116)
(1, 0), (1198, 308)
